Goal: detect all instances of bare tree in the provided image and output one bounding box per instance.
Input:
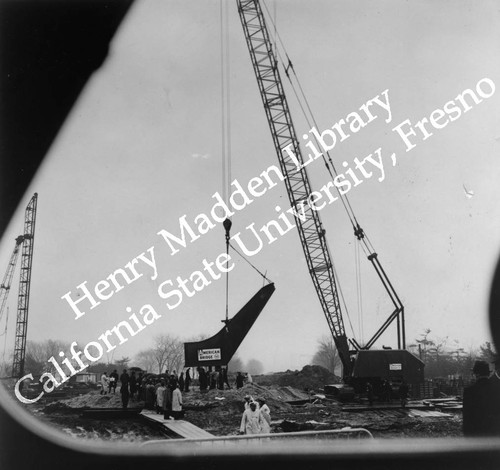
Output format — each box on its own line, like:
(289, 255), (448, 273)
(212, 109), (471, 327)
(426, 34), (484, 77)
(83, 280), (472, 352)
(135, 349), (156, 373)
(25, 339), (70, 376)
(152, 334), (184, 374)
(311, 335), (341, 375)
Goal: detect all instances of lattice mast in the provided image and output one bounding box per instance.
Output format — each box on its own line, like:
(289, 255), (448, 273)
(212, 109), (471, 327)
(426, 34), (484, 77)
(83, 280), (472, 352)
(237, 0), (352, 378)
(12, 193), (38, 378)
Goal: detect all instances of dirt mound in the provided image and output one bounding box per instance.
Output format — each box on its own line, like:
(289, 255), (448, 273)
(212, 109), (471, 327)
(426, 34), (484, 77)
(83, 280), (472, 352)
(183, 383), (312, 413)
(44, 391), (142, 412)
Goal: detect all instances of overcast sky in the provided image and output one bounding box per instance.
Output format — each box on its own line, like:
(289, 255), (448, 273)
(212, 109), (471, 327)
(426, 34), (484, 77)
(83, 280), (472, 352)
(1, 0), (500, 374)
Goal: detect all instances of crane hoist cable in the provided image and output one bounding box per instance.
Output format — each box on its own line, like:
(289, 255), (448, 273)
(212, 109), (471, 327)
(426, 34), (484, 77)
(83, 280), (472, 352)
(220, 0), (232, 325)
(220, 0), (232, 205)
(258, 2), (405, 349)
(260, 1), (356, 333)
(229, 242), (272, 284)
(220, 3), (273, 327)
(355, 235), (365, 343)
(262, 2), (358, 232)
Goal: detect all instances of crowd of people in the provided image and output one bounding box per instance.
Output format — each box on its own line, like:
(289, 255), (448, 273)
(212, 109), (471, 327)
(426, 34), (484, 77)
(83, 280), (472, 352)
(93, 358), (500, 438)
(97, 365), (271, 431)
(97, 367), (191, 419)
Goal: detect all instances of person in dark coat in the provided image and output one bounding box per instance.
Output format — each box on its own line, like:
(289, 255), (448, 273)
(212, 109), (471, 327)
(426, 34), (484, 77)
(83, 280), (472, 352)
(185, 368), (191, 392)
(119, 369), (130, 409)
(463, 360), (500, 436)
(109, 369), (118, 394)
(217, 366), (224, 390)
(129, 370), (137, 400)
(236, 372), (244, 389)
(222, 366), (231, 389)
(198, 367), (207, 392)
(145, 380), (156, 410)
(178, 371), (185, 392)
(136, 372), (143, 400)
(163, 378), (175, 420)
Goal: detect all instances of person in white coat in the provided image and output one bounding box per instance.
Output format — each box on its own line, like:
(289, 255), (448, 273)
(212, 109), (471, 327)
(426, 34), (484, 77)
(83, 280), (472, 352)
(239, 401), (265, 435)
(156, 381), (166, 414)
(171, 382), (183, 420)
(100, 373), (109, 395)
(257, 398), (271, 434)
(243, 394), (257, 410)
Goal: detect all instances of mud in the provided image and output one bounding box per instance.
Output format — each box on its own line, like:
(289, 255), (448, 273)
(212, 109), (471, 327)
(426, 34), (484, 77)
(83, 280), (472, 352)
(19, 383), (463, 442)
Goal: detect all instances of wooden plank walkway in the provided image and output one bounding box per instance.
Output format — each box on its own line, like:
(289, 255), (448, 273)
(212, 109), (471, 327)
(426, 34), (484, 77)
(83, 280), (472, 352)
(409, 409), (452, 418)
(140, 410), (214, 439)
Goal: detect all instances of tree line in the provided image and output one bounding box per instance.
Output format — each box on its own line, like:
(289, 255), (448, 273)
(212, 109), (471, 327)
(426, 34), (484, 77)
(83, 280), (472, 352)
(0, 329), (495, 380)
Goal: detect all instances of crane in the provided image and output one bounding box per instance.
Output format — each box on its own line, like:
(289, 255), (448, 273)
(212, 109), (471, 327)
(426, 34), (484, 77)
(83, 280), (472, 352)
(0, 193), (38, 379)
(12, 193), (38, 378)
(237, 0), (423, 392)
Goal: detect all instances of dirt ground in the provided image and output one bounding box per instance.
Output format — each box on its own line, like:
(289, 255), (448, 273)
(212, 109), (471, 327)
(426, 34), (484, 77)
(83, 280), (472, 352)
(28, 382), (462, 441)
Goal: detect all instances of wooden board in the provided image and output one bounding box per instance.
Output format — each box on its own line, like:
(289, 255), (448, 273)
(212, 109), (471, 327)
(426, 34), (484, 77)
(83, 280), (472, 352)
(140, 410), (214, 439)
(409, 409), (452, 418)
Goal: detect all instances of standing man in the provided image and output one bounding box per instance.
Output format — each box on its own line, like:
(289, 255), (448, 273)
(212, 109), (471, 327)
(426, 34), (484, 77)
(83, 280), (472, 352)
(222, 366), (231, 389)
(163, 378), (174, 420)
(463, 360), (498, 436)
(178, 371), (185, 392)
(100, 372), (108, 395)
(156, 380), (166, 415)
(198, 367), (207, 392)
(257, 398), (271, 434)
(239, 401), (264, 435)
(185, 367), (191, 392)
(236, 372), (244, 389)
(120, 369), (130, 410)
(129, 370), (137, 400)
(108, 369), (118, 394)
(171, 382), (183, 420)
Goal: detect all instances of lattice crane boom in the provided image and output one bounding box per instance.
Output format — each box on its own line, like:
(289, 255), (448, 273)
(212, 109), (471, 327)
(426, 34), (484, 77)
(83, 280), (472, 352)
(237, 0), (352, 377)
(12, 193), (38, 378)
(0, 235), (25, 325)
